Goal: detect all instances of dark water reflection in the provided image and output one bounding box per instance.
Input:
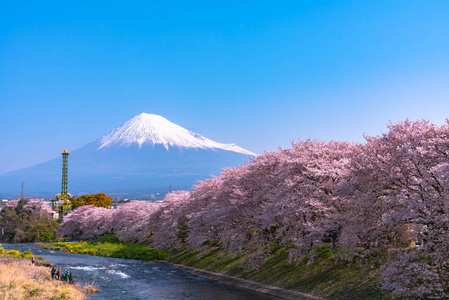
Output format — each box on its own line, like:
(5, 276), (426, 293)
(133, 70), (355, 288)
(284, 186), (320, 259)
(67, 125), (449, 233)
(1, 244), (282, 300)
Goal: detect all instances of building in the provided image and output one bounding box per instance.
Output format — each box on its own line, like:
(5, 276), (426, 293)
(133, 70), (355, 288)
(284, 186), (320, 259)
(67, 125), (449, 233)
(0, 199), (8, 212)
(50, 193), (73, 220)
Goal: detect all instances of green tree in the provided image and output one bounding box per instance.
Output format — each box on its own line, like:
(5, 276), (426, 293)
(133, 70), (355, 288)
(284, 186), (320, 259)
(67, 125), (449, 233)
(71, 193), (113, 210)
(24, 220), (59, 242)
(15, 199), (27, 214)
(0, 200), (59, 243)
(177, 215), (189, 244)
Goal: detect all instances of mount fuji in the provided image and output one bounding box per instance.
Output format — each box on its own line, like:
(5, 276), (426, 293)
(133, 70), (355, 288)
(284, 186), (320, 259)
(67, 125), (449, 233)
(0, 113), (256, 198)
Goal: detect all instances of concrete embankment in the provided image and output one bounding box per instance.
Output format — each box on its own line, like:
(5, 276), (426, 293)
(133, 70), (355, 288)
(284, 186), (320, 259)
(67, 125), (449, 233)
(170, 263), (326, 300)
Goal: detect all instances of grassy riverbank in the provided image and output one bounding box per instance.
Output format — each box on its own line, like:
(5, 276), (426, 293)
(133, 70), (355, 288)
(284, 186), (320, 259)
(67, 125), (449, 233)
(41, 237), (389, 299)
(0, 245), (86, 300)
(167, 246), (388, 300)
(40, 238), (168, 261)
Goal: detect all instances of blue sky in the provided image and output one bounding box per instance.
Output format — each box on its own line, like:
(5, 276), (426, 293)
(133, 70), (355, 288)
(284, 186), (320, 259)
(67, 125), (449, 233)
(1, 1), (449, 174)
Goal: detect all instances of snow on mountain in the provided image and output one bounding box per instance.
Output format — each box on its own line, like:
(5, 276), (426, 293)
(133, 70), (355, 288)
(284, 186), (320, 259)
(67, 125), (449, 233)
(98, 113), (257, 156)
(0, 113), (257, 197)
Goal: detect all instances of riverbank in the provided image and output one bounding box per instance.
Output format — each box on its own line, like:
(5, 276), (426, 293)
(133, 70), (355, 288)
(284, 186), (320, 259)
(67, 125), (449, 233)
(40, 240), (168, 261)
(172, 263), (325, 300)
(167, 246), (388, 300)
(0, 253), (86, 300)
(40, 240), (389, 299)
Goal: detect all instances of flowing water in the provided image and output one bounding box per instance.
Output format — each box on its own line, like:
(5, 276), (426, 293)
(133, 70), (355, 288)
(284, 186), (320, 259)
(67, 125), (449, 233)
(1, 244), (282, 300)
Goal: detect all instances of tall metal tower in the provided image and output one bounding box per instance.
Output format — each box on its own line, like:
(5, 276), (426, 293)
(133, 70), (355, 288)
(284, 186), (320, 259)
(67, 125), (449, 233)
(59, 149), (71, 219)
(61, 150), (70, 200)
(20, 181), (25, 200)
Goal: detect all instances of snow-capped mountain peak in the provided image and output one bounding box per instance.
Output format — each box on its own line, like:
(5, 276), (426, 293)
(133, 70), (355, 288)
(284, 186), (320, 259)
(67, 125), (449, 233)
(98, 113), (257, 156)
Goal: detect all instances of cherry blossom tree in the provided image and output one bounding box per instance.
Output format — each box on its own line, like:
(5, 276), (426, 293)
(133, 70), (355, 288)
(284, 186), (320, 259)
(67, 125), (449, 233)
(344, 119), (449, 298)
(258, 140), (356, 259)
(151, 191), (191, 249)
(111, 201), (160, 242)
(57, 205), (96, 238)
(22, 199), (53, 215)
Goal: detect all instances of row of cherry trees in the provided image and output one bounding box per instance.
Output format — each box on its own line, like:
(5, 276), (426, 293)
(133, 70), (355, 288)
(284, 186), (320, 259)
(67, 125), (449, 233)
(58, 119), (449, 298)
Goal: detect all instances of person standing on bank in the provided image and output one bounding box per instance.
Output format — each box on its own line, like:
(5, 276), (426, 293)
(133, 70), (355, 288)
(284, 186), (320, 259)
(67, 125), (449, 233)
(51, 267), (56, 280)
(31, 257), (35, 265)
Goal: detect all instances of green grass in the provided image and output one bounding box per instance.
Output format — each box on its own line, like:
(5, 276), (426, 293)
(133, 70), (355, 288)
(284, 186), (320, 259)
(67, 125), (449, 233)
(96, 232), (120, 243)
(29, 288), (42, 297)
(167, 245), (390, 300)
(40, 240), (168, 261)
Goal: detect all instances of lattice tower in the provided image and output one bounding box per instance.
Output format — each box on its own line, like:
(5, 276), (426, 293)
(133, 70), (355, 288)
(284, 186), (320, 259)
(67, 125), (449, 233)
(61, 150), (70, 200)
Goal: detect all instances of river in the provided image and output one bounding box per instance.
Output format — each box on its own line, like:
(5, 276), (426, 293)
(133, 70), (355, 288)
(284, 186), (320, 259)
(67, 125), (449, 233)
(1, 243), (283, 300)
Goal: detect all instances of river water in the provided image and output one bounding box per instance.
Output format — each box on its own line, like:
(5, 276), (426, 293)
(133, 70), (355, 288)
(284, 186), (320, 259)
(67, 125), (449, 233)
(1, 244), (282, 300)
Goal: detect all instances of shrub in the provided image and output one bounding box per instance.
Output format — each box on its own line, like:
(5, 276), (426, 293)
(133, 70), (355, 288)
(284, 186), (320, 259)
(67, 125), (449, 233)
(81, 282), (100, 294)
(21, 250), (34, 258)
(5, 249), (21, 257)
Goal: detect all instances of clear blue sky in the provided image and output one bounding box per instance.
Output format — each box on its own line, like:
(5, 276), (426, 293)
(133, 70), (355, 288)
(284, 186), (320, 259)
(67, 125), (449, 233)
(1, 1), (449, 174)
